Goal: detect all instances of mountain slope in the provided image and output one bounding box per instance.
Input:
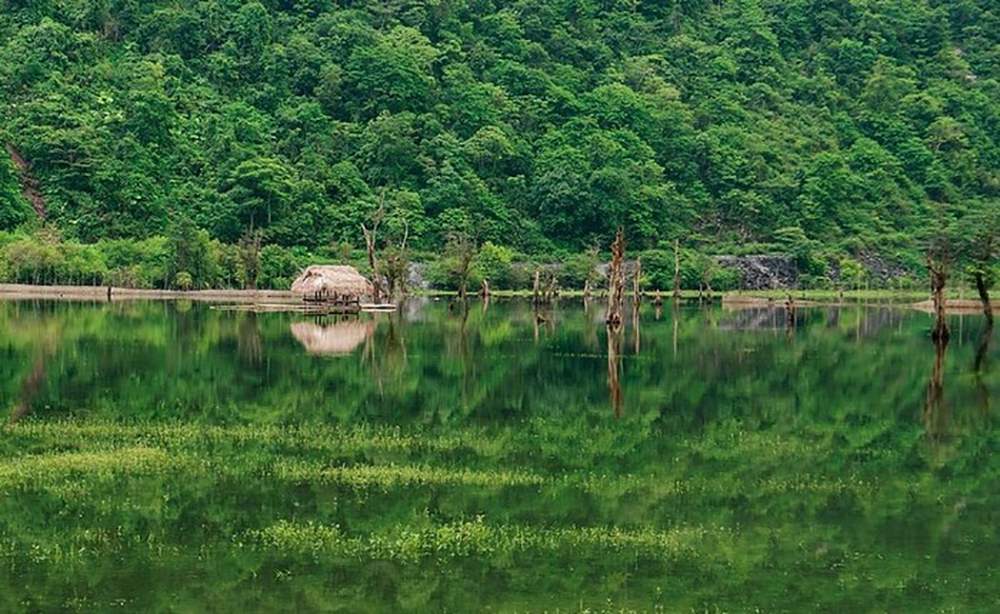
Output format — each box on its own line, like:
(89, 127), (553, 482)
(0, 0), (997, 257)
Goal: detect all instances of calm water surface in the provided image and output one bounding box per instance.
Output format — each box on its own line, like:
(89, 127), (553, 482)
(0, 298), (997, 612)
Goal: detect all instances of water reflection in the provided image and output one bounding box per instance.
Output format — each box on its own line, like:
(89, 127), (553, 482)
(606, 325), (623, 418)
(290, 319), (377, 356)
(974, 321), (993, 414)
(1, 300), (996, 432)
(1, 298), (998, 611)
(9, 316), (61, 424)
(237, 313), (263, 366)
(923, 334), (949, 447)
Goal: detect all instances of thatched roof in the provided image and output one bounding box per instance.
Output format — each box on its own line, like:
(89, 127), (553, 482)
(290, 265), (373, 298)
(290, 321), (376, 355)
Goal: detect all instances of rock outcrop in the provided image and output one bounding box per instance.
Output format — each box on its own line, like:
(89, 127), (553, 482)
(715, 255), (798, 290)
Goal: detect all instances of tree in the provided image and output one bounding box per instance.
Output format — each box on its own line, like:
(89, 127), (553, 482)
(225, 157), (295, 239)
(955, 201), (999, 323)
(0, 155), (31, 230)
(443, 230), (477, 300)
(167, 214), (217, 290)
(238, 228), (263, 290)
(925, 232), (951, 342)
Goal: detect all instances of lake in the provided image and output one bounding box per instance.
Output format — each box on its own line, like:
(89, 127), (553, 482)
(0, 298), (997, 612)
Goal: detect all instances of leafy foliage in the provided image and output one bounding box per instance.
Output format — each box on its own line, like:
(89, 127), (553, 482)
(0, 0), (995, 263)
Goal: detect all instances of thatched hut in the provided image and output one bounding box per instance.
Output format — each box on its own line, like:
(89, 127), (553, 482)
(291, 265), (374, 304)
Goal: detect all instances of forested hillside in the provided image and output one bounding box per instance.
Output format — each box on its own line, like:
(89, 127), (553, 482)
(0, 0), (998, 263)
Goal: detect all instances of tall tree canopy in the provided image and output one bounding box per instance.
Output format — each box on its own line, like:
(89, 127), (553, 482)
(0, 0), (997, 258)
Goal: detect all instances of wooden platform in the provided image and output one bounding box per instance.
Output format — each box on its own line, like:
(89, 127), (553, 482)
(213, 303), (361, 315)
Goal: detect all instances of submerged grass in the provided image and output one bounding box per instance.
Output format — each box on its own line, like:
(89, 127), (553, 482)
(255, 518), (721, 563)
(0, 447), (184, 492)
(0, 414), (993, 612)
(274, 460), (546, 489)
(0, 420), (888, 504)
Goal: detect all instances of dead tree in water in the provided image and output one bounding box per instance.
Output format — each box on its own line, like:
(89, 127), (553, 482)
(544, 272), (559, 301)
(973, 271), (993, 325)
(633, 257), (642, 306)
(532, 269), (541, 305)
(382, 221), (410, 299)
(361, 222), (383, 304)
(480, 278), (490, 298)
(927, 254), (950, 342)
(362, 193), (413, 303)
(606, 228), (626, 330)
(784, 293), (796, 329)
(445, 231), (476, 300)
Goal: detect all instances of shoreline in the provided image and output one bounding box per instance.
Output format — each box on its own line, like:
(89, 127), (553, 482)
(0, 284), (301, 303)
(1, 283), (993, 314)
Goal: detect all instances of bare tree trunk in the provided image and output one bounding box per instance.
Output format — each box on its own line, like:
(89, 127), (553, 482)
(633, 257), (642, 305)
(928, 257), (949, 342)
(583, 278), (591, 300)
(480, 278), (490, 298)
(362, 223), (382, 304)
(606, 228), (625, 330)
(974, 271), (993, 325)
(545, 273), (558, 302)
(672, 239), (681, 300)
(533, 270), (541, 305)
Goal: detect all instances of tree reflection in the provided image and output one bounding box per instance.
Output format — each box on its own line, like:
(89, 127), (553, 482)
(923, 333), (950, 447)
(607, 325), (623, 418)
(632, 299), (641, 355)
(237, 312), (263, 366)
(974, 320), (993, 415)
(10, 321), (60, 424)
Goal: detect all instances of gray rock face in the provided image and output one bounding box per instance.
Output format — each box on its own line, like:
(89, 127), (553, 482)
(715, 255), (798, 290)
(407, 262), (430, 290)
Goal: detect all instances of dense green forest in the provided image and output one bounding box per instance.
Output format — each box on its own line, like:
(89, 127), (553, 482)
(0, 0), (998, 288)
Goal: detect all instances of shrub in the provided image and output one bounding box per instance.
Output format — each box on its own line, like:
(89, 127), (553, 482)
(174, 271), (194, 291)
(473, 242), (514, 289)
